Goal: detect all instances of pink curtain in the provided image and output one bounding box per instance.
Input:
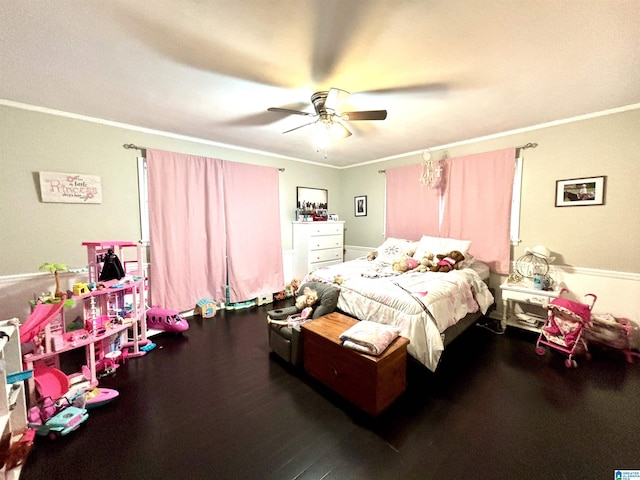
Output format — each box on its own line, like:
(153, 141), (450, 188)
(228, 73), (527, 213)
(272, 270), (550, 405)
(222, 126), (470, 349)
(147, 149), (226, 311)
(385, 164), (440, 240)
(147, 149), (284, 310)
(223, 162), (284, 303)
(440, 148), (516, 274)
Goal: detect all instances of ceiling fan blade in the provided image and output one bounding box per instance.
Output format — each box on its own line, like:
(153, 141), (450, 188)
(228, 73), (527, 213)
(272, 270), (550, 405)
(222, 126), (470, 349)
(282, 120), (318, 134)
(329, 120), (352, 140)
(267, 107), (315, 117)
(325, 88), (350, 112)
(341, 110), (388, 121)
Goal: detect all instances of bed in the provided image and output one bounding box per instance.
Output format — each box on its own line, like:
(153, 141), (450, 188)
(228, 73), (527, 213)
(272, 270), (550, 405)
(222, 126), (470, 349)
(301, 236), (495, 371)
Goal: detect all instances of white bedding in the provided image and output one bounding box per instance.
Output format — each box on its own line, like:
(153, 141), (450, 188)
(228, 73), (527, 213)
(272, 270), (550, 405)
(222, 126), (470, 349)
(302, 257), (494, 371)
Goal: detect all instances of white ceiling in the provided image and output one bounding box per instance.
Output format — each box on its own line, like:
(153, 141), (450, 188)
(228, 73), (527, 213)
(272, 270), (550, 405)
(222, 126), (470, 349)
(2, 0), (640, 167)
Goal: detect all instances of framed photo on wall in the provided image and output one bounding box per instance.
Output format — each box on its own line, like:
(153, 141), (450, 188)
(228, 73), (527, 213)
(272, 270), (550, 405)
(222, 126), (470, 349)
(354, 195), (367, 217)
(555, 176), (606, 207)
(297, 186), (328, 214)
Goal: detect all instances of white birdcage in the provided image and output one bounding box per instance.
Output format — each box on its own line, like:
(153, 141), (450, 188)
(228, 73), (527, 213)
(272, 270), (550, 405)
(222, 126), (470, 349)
(515, 252), (550, 279)
(508, 245), (556, 285)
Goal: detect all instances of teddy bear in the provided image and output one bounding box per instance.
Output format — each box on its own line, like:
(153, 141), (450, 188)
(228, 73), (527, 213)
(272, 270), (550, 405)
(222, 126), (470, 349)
(431, 250), (465, 272)
(274, 278), (301, 300)
(392, 256), (419, 273)
(366, 250), (378, 261)
(415, 253), (436, 273)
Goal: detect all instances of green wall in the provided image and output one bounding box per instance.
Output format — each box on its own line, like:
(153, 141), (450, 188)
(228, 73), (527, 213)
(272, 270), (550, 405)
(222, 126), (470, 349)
(0, 105), (341, 275)
(340, 107), (640, 273)
(2, 104), (639, 276)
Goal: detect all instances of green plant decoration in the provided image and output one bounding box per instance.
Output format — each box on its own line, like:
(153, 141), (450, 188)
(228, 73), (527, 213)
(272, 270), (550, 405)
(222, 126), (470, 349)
(38, 262), (68, 298)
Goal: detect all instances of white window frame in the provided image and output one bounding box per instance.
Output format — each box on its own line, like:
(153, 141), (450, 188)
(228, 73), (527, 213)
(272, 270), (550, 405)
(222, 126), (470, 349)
(137, 156), (149, 244)
(510, 157), (523, 245)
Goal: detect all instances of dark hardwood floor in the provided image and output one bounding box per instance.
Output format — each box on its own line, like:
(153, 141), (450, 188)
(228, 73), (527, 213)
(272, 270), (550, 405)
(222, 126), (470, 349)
(20, 300), (640, 479)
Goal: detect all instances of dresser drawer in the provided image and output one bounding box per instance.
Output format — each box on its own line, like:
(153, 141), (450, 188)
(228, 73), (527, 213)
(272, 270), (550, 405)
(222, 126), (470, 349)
(309, 247), (342, 264)
(504, 289), (553, 307)
(308, 223), (343, 236)
(309, 234), (343, 251)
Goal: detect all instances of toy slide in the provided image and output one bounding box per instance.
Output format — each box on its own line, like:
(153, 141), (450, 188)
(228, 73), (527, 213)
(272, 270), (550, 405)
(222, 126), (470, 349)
(20, 296), (67, 344)
(33, 365), (70, 399)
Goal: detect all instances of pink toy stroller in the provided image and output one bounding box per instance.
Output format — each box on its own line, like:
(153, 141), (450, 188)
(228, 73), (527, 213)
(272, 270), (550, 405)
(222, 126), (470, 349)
(584, 313), (640, 363)
(535, 289), (597, 368)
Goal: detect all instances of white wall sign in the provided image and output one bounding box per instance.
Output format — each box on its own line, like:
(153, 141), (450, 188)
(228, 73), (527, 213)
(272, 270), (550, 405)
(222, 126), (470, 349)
(39, 171), (102, 204)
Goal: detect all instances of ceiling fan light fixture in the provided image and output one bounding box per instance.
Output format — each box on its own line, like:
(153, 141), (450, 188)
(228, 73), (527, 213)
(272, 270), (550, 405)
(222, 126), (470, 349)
(312, 121), (332, 151)
(268, 87), (386, 154)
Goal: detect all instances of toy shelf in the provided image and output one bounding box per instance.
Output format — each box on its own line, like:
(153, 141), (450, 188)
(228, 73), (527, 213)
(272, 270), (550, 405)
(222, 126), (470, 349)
(23, 321), (132, 387)
(21, 241), (149, 407)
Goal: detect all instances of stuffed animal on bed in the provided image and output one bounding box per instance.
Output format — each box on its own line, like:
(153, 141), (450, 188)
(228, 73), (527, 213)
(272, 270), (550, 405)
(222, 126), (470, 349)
(431, 250), (465, 272)
(392, 257), (419, 273)
(415, 253), (436, 273)
(366, 250), (378, 261)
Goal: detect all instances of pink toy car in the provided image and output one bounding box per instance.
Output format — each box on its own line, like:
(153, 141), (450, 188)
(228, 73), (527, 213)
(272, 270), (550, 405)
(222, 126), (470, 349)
(146, 306), (189, 333)
(28, 397), (88, 439)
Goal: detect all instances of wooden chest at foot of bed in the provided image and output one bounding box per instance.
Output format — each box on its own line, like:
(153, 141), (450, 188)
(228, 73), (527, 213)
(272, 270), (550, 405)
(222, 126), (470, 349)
(301, 312), (410, 416)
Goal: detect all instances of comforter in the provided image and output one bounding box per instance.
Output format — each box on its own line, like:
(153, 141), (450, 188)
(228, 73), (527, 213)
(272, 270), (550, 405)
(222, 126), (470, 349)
(302, 258), (494, 371)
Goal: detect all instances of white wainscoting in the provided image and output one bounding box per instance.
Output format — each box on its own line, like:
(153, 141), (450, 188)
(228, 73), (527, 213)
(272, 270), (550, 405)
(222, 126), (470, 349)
(6, 249), (637, 324)
(490, 266), (640, 322)
(282, 249), (294, 283)
(0, 271), (89, 321)
(342, 245), (640, 323)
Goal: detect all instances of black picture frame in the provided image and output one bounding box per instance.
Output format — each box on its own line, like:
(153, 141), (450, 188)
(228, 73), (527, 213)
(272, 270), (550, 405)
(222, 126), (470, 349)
(555, 176), (606, 207)
(354, 195), (367, 217)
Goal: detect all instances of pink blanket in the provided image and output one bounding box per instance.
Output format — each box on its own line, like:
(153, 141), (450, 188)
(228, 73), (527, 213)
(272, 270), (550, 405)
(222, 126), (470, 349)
(339, 321), (401, 356)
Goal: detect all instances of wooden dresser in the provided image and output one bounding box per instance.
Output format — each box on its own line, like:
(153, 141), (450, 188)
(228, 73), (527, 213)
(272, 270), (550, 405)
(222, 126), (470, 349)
(292, 221), (344, 280)
(301, 312), (409, 416)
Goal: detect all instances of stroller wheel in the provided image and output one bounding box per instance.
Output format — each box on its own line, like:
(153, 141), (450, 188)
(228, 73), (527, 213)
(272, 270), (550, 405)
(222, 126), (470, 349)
(565, 358), (577, 368)
(535, 346), (545, 356)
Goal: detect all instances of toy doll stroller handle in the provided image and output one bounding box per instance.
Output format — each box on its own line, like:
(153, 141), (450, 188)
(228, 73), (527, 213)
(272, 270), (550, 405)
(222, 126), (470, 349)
(584, 293), (597, 311)
(557, 289), (597, 310)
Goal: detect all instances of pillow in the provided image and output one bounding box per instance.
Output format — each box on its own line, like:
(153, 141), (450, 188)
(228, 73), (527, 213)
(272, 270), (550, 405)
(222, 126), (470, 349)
(375, 238), (418, 264)
(413, 235), (472, 260)
(457, 253), (475, 269)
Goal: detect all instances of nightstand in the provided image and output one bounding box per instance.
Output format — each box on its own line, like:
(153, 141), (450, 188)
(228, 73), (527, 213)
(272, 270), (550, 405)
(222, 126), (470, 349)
(499, 283), (561, 332)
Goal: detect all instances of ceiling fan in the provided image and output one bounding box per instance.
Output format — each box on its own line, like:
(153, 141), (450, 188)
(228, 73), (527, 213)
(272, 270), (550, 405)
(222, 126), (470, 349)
(267, 88), (387, 142)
